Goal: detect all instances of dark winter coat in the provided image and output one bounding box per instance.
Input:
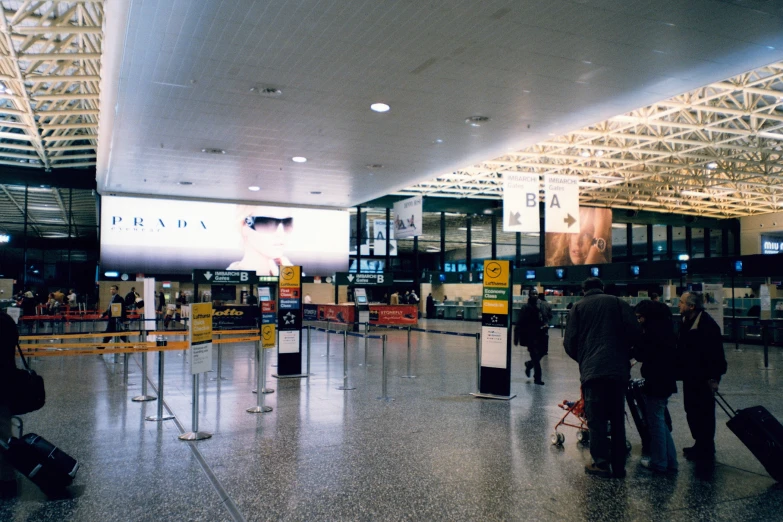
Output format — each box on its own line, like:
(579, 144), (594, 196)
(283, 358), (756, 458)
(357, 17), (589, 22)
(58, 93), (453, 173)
(514, 297), (548, 356)
(564, 289), (641, 384)
(632, 302), (677, 398)
(677, 310), (727, 382)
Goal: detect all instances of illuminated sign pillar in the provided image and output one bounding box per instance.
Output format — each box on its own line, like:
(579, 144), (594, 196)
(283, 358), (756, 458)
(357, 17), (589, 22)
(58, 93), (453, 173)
(472, 260), (516, 400)
(274, 266), (305, 378)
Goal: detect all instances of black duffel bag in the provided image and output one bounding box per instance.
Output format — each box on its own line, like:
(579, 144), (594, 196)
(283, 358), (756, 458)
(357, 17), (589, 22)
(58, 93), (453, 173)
(11, 344), (45, 415)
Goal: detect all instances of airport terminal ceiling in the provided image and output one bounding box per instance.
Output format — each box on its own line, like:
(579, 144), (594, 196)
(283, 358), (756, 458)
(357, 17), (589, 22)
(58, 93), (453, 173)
(0, 1), (782, 223)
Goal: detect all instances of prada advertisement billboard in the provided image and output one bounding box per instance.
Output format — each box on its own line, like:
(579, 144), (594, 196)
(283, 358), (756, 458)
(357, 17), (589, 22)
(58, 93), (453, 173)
(101, 196), (349, 276)
(545, 207), (612, 267)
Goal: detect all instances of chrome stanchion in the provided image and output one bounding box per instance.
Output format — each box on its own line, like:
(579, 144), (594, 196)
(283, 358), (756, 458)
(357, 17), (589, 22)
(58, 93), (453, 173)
(323, 319), (331, 357)
(210, 333), (229, 381)
(179, 374), (212, 440)
(146, 345), (174, 422)
(306, 325), (312, 376)
(248, 340), (273, 413)
(133, 330), (157, 402)
(475, 332), (481, 393)
(377, 335), (393, 401)
(401, 325), (416, 378)
(337, 330), (355, 390)
(361, 322), (370, 367)
(123, 353), (130, 384)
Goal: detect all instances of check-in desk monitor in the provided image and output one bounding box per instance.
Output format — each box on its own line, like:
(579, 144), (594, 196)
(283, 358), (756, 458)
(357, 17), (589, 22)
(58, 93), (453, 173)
(355, 288), (370, 326)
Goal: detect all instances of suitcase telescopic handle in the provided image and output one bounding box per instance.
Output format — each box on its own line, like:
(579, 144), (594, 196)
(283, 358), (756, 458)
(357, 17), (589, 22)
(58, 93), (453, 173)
(714, 391), (736, 418)
(10, 416), (22, 438)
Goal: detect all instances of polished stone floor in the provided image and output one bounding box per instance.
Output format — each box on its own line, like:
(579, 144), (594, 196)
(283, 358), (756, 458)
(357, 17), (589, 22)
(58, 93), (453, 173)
(2, 319), (782, 521)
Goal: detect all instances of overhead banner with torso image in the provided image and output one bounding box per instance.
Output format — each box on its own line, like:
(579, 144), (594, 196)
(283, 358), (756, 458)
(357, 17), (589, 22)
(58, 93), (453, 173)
(392, 196), (422, 239)
(545, 207), (612, 266)
(100, 196), (348, 276)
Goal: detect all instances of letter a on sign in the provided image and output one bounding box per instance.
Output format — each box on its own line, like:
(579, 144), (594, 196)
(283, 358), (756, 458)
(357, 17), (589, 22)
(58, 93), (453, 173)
(502, 173), (540, 233)
(544, 175), (580, 233)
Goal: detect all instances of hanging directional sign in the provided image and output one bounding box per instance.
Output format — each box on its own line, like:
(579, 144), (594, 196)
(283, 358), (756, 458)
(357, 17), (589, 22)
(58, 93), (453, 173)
(193, 269), (254, 285)
(544, 175), (580, 233)
(335, 272), (393, 286)
(503, 173), (540, 233)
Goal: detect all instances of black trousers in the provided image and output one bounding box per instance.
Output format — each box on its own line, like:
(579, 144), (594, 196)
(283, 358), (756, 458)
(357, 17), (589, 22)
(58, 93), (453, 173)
(683, 379), (716, 452)
(584, 377), (627, 474)
(103, 318), (128, 344)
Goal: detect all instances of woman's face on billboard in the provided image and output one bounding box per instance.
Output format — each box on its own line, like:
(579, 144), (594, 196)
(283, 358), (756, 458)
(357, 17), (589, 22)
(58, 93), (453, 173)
(244, 216), (292, 260)
(568, 231), (590, 265)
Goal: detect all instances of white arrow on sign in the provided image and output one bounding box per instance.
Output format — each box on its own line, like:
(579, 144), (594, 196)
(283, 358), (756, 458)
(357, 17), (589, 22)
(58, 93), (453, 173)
(347, 274), (354, 282)
(204, 271), (213, 281)
(544, 175), (580, 234)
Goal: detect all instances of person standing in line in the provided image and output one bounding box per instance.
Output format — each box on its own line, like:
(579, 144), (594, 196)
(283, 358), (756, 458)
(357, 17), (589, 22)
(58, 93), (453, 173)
(390, 291), (399, 305)
(426, 293), (435, 318)
(102, 285), (128, 345)
(67, 289), (77, 309)
(303, 294), (312, 304)
(564, 277), (641, 479)
(633, 300), (678, 474)
(157, 291), (166, 312)
(514, 289), (548, 385)
(0, 313), (20, 498)
(677, 291), (727, 461)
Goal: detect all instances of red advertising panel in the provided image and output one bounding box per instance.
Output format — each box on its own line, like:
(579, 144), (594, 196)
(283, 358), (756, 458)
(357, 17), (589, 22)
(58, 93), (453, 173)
(369, 305), (418, 325)
(279, 287), (300, 299)
(261, 301), (276, 313)
(317, 305), (355, 324)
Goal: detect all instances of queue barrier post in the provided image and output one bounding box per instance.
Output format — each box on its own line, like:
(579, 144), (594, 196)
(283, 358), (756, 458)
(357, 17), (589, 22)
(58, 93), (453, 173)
(761, 320), (774, 370)
(248, 340), (273, 413)
(178, 374), (212, 441)
(401, 325), (416, 379)
(377, 334), (393, 401)
(324, 319), (331, 357)
(362, 322), (370, 367)
(210, 332), (229, 381)
(146, 342), (175, 422)
(475, 332), (481, 393)
(306, 325), (312, 376)
(337, 329), (355, 390)
(132, 329), (157, 402)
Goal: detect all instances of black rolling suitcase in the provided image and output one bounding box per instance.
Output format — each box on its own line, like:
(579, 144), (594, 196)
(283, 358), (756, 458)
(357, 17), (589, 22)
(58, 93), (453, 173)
(0, 417), (79, 495)
(715, 392), (783, 482)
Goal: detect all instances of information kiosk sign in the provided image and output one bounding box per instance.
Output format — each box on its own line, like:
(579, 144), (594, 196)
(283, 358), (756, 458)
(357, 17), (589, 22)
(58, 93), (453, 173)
(276, 266), (303, 376)
(190, 302), (213, 374)
(473, 260), (515, 400)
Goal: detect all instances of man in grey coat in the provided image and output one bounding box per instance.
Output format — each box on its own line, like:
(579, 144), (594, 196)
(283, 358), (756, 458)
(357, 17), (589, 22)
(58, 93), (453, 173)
(564, 278), (641, 478)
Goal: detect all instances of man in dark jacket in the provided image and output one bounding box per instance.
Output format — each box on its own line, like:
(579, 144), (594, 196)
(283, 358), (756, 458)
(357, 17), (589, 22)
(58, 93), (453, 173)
(103, 285), (128, 344)
(514, 289), (549, 385)
(677, 291), (727, 461)
(564, 278), (641, 478)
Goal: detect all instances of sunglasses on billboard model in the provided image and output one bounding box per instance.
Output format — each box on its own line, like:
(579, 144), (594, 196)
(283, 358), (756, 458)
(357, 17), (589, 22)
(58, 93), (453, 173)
(244, 216), (294, 232)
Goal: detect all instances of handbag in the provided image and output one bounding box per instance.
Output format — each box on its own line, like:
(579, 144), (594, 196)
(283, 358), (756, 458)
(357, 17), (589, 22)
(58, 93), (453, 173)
(10, 344), (46, 415)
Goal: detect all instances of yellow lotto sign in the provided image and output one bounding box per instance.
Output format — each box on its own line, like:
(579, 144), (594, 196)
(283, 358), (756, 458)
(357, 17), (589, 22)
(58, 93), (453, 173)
(482, 300), (509, 315)
(279, 266), (301, 289)
(190, 303), (213, 344)
(483, 260), (509, 288)
(261, 324), (276, 349)
(110, 303), (122, 318)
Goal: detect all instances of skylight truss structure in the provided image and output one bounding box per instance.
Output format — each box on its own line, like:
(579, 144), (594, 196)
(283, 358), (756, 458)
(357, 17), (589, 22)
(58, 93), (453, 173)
(0, 0), (102, 170)
(397, 61), (783, 219)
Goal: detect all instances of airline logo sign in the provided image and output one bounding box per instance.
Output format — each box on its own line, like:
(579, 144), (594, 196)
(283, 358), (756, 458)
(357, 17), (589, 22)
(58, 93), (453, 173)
(261, 324), (276, 349)
(336, 272), (393, 286)
(190, 302), (213, 375)
(503, 173), (540, 233)
(193, 269), (253, 284)
(279, 266), (300, 288)
(483, 261), (509, 288)
(544, 175), (580, 233)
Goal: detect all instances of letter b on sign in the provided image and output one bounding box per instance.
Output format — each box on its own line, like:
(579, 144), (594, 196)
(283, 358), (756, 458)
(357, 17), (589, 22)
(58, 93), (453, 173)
(240, 273), (248, 282)
(377, 275), (384, 284)
(526, 193), (536, 207)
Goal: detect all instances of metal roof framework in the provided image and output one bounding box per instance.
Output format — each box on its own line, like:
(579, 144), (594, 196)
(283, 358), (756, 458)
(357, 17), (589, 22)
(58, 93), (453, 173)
(396, 61), (783, 219)
(0, 0), (102, 171)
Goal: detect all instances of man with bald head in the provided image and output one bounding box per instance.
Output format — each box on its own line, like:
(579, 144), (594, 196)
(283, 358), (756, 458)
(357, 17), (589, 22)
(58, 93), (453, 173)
(677, 291), (727, 461)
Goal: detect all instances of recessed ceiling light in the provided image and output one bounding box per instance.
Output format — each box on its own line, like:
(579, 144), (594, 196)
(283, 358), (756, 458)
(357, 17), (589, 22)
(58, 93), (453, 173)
(465, 116), (490, 127)
(522, 89), (531, 93)
(433, 138), (443, 144)
(248, 186), (260, 191)
(310, 191), (321, 195)
(201, 148), (225, 154)
(595, 150), (604, 157)
(366, 164), (383, 169)
(178, 181), (193, 185)
(292, 156), (307, 163)
(767, 46), (776, 50)
(580, 150), (591, 157)
(706, 162), (718, 169)
(582, 60), (592, 65)
(371, 103), (390, 113)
